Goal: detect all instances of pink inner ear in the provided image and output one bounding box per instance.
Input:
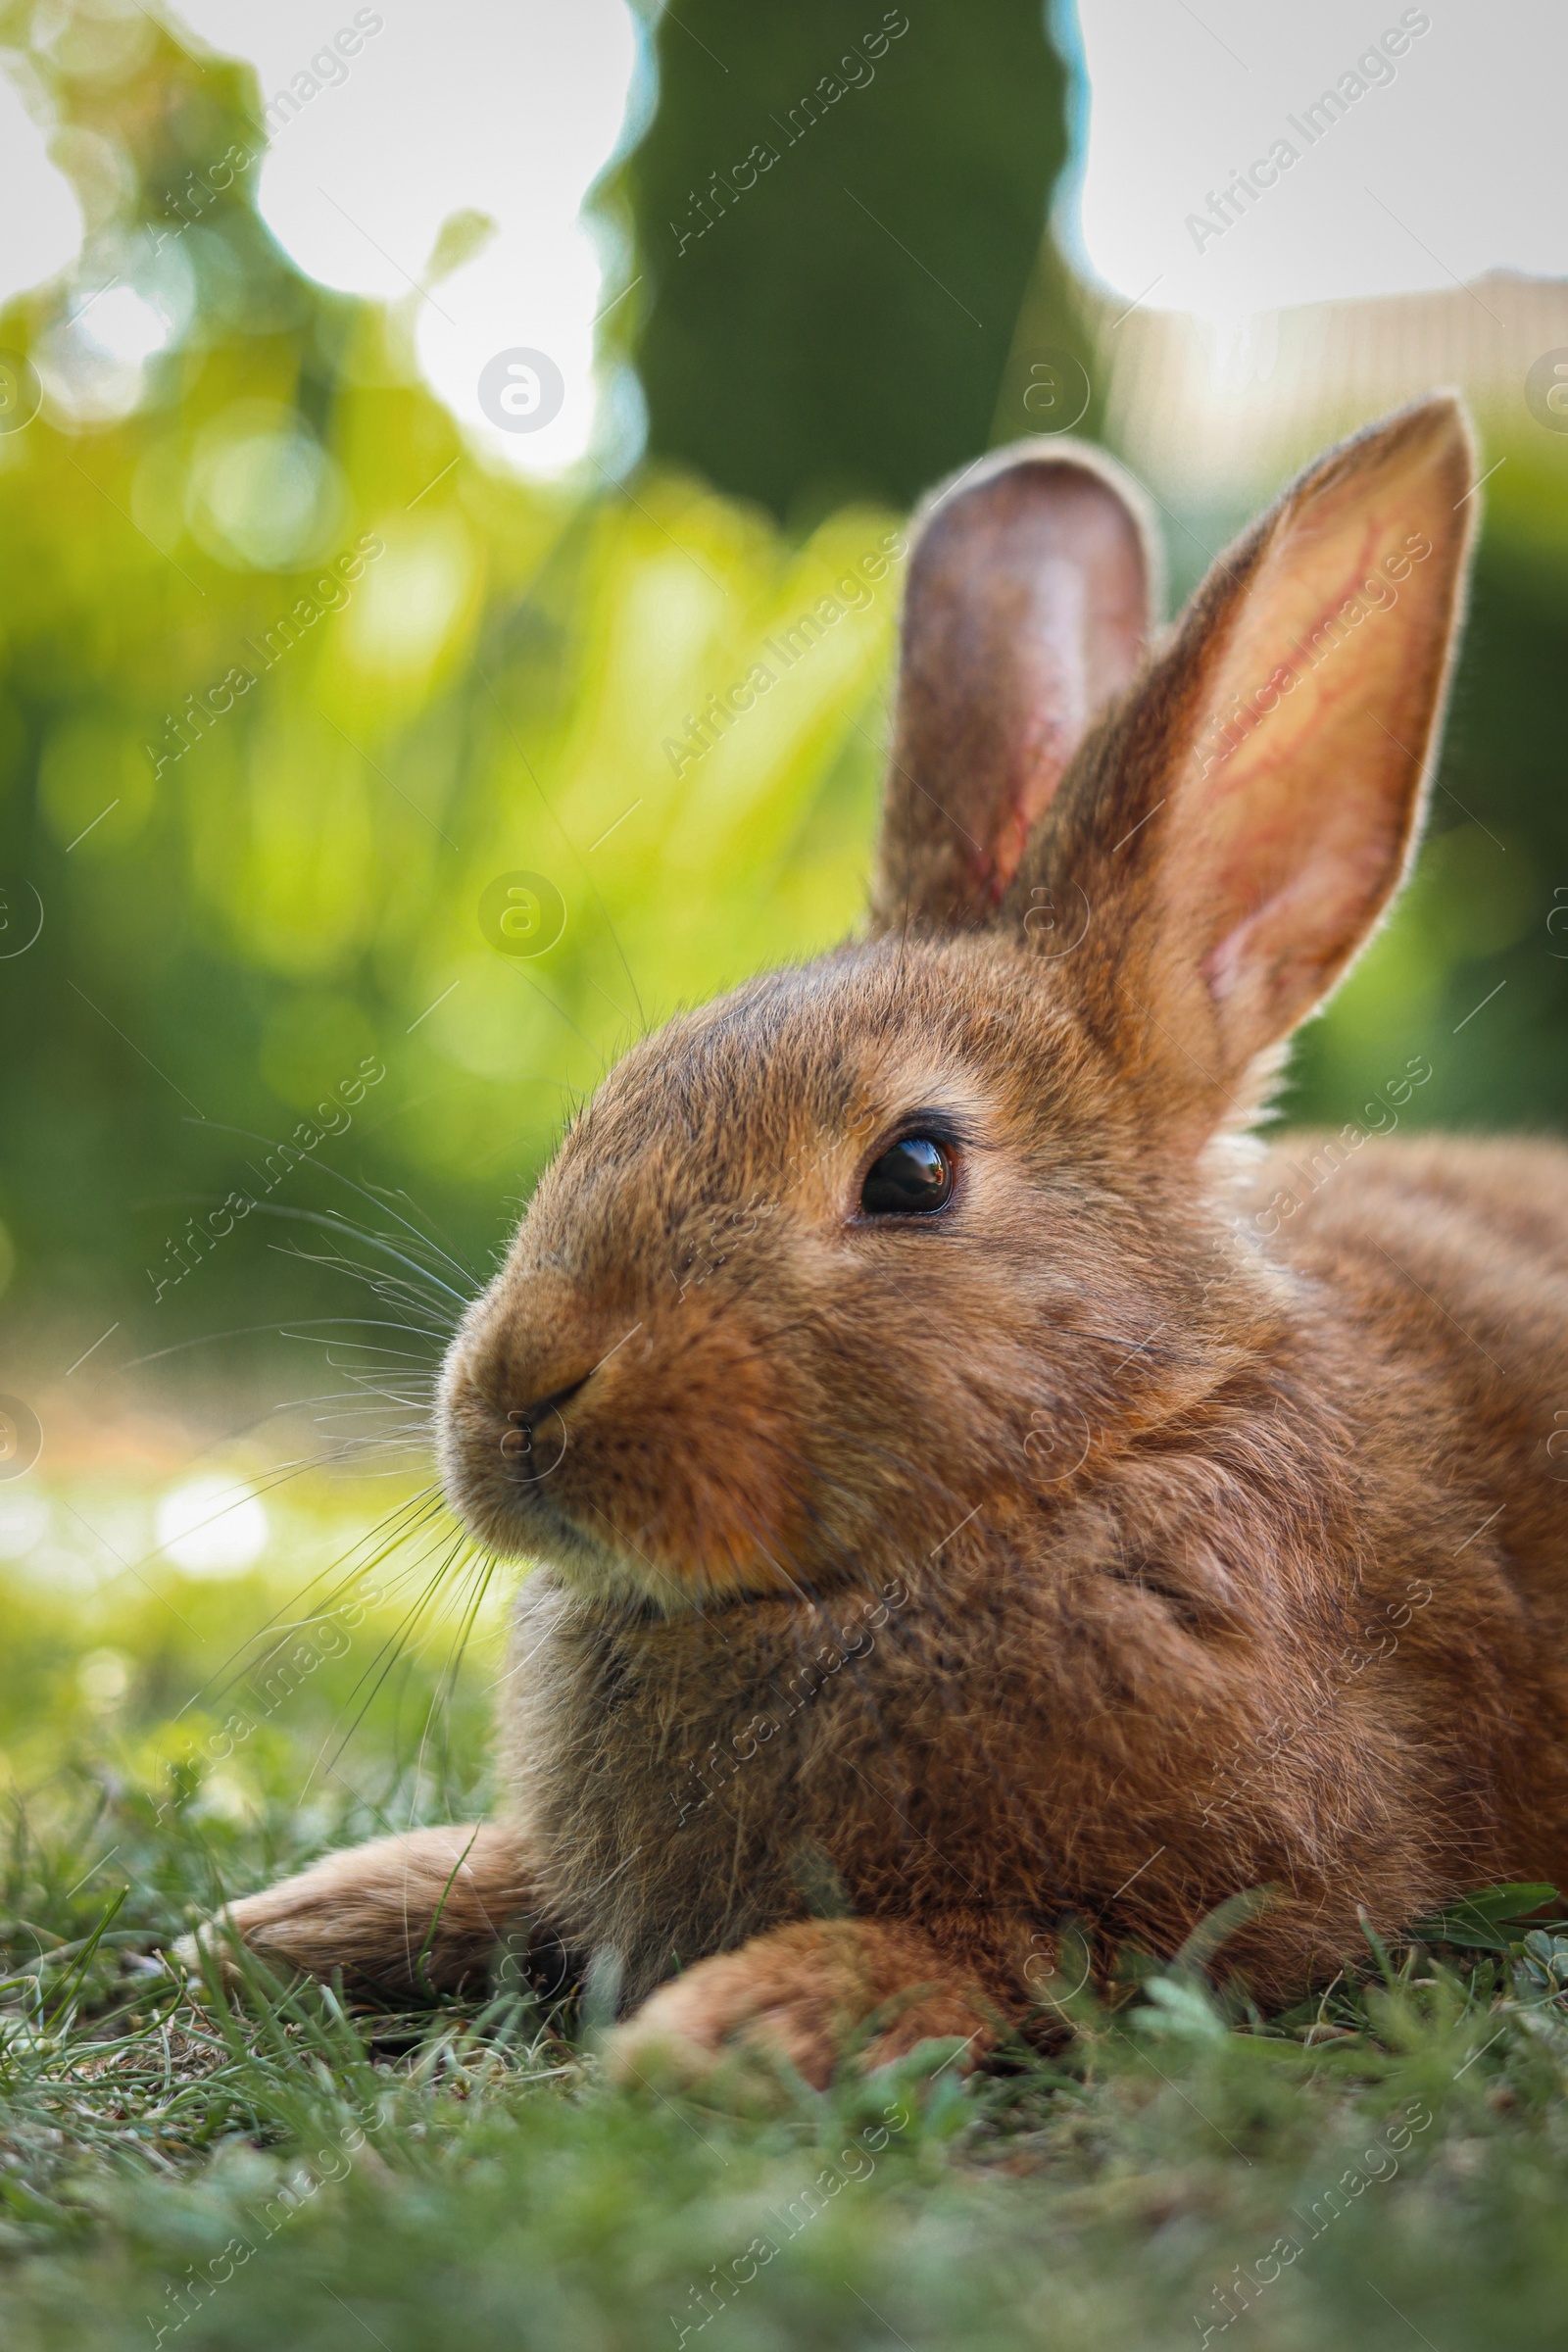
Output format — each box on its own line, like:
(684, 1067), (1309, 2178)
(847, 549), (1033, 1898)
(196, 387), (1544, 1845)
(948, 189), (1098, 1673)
(1185, 514), (1449, 999)
(1152, 396), (1474, 1070)
(879, 448), (1154, 927)
(983, 558), (1094, 899)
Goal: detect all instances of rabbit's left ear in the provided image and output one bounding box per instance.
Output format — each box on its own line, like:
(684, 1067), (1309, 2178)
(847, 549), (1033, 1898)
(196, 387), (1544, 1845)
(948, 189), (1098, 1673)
(870, 441), (1159, 930)
(1021, 395), (1476, 1131)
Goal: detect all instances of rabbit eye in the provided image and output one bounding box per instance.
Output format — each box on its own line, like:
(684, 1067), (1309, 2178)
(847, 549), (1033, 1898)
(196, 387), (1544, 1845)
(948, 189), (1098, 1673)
(859, 1136), (956, 1217)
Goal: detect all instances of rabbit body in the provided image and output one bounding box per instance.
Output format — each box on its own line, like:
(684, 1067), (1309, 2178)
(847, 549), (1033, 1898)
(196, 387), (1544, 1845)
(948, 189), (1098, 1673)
(492, 1032), (1568, 2027)
(190, 398), (1568, 2080)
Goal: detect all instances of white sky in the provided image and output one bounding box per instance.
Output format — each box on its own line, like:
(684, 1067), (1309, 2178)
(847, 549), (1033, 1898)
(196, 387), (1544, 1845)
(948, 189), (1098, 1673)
(0, 69), (84, 296)
(1, 0), (1561, 464)
(175, 0), (642, 473)
(1070, 0), (1568, 321)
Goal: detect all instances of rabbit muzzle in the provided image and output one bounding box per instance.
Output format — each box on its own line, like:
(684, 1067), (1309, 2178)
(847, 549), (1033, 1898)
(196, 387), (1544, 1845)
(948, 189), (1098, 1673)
(436, 1267), (808, 1608)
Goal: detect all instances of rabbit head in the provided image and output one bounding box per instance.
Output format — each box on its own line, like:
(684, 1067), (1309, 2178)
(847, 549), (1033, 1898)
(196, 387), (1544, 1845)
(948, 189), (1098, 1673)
(438, 397), (1476, 1612)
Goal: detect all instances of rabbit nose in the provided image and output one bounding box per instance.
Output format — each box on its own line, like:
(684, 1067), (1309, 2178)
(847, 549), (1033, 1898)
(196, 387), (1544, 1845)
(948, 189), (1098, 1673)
(498, 1373), (590, 1465)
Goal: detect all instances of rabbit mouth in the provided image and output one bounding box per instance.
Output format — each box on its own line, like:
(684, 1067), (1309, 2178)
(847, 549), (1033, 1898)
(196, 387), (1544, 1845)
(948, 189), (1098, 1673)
(462, 1464), (802, 1616)
(438, 1309), (811, 1610)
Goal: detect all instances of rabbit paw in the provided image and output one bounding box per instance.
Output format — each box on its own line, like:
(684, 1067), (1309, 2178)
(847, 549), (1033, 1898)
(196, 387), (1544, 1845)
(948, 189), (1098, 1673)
(169, 1823), (539, 1996)
(607, 1919), (995, 2092)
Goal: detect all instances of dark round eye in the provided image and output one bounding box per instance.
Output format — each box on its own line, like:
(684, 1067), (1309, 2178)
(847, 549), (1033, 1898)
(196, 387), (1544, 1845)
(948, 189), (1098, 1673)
(859, 1136), (956, 1217)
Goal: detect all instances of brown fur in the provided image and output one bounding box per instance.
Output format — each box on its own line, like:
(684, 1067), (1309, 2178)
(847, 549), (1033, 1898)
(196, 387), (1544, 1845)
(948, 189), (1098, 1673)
(183, 399), (1568, 2089)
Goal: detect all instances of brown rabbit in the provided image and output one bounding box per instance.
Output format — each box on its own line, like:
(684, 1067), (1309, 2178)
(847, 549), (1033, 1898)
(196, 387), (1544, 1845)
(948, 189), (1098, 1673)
(183, 395), (1568, 2087)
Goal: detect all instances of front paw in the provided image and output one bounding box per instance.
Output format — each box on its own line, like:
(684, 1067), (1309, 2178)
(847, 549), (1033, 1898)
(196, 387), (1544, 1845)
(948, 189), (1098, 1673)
(165, 1824), (528, 1997)
(607, 1920), (995, 2093)
(170, 1876), (368, 1992)
(168, 1918), (245, 1984)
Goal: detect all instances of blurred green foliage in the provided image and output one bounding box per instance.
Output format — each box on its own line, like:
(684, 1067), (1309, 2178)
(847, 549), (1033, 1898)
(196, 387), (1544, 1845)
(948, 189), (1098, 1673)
(0, 1), (1564, 1408)
(0, 17), (909, 1369)
(0, 1464), (492, 1821)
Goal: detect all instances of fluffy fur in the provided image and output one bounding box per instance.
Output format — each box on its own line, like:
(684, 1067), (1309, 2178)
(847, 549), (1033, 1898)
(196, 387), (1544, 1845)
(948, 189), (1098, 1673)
(182, 397), (1568, 2087)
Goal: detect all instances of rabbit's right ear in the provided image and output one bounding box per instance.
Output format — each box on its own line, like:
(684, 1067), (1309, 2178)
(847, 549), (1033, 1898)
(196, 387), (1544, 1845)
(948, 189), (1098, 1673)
(870, 442), (1159, 930)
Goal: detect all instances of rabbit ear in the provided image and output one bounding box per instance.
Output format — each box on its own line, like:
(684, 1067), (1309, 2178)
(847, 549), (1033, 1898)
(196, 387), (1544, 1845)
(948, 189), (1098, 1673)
(1024, 395), (1476, 1135)
(870, 442), (1159, 930)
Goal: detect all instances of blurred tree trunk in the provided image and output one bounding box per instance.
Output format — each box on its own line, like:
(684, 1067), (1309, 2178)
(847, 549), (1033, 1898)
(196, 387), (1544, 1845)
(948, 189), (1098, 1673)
(613, 0), (1097, 523)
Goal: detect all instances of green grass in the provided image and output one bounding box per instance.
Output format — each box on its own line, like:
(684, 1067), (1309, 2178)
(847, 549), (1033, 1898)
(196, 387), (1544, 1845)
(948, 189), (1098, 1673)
(4, 1468), (1568, 2350)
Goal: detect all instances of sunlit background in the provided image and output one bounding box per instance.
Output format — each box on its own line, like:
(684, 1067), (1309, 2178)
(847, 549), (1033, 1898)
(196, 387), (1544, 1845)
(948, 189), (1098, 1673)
(1, 0), (1565, 1772)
